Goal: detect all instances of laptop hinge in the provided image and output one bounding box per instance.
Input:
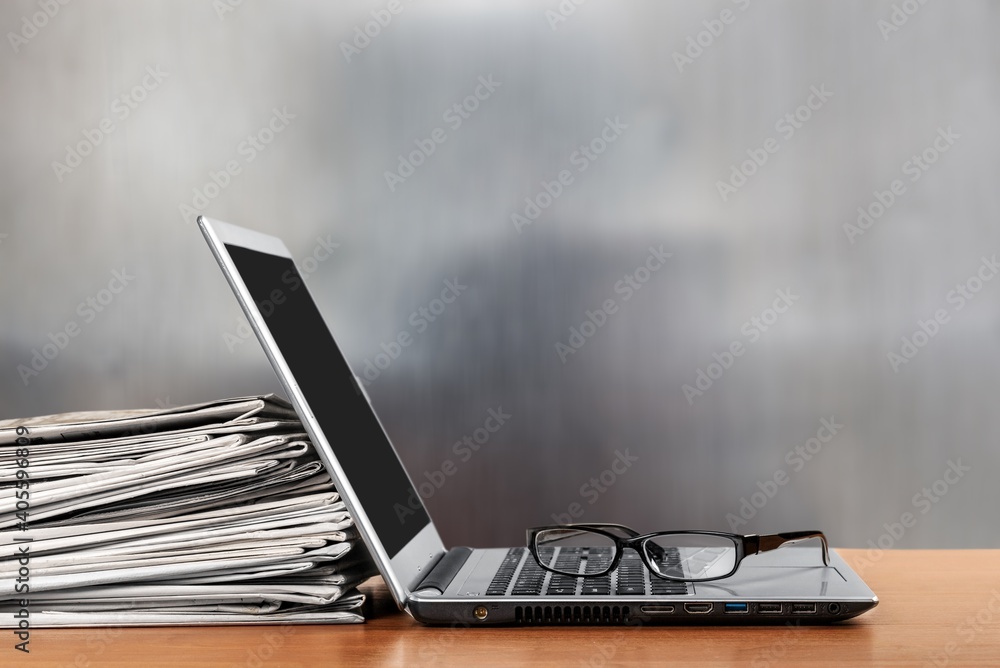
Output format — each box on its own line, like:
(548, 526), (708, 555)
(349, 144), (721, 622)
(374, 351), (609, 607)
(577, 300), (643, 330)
(413, 547), (473, 593)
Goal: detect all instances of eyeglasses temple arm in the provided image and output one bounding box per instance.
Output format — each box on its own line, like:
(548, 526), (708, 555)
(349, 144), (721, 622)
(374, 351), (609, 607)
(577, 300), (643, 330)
(529, 524), (643, 548)
(531, 526), (629, 548)
(746, 531), (830, 566)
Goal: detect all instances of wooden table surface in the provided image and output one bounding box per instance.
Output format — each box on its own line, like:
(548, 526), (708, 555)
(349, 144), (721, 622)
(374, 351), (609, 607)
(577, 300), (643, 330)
(12, 549), (1000, 667)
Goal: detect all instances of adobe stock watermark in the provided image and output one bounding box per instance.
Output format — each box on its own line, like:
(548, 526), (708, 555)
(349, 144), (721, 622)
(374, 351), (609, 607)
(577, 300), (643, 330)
(877, 0), (932, 41)
(178, 106), (296, 223)
(47, 625), (128, 665)
(16, 268), (135, 386)
(578, 619), (646, 668)
(213, 0), (244, 21)
(545, 0), (588, 31)
(887, 254), (998, 372)
(7, 0), (73, 54)
(51, 65), (168, 183)
(750, 620), (804, 668)
(844, 126), (959, 245)
(415, 620), (474, 665)
(358, 278), (467, 386)
(926, 589), (1000, 668)
(511, 116), (628, 233)
(154, 397), (176, 410)
(854, 458), (970, 577)
(555, 245), (672, 364)
(11, 441), (32, 654)
(716, 84), (833, 202)
(725, 417), (843, 531)
(384, 75), (501, 192)
(244, 624), (295, 667)
(551, 449), (639, 524)
(683, 288), (799, 405)
(340, 0), (414, 63)
(672, 0), (752, 74)
(223, 235), (340, 352)
(393, 407), (512, 524)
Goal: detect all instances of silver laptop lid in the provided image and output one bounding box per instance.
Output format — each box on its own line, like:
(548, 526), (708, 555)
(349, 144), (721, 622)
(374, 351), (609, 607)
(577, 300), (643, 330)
(198, 216), (445, 608)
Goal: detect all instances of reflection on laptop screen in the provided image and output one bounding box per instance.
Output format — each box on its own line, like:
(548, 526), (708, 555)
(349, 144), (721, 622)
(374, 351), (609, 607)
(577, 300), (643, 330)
(225, 244), (430, 555)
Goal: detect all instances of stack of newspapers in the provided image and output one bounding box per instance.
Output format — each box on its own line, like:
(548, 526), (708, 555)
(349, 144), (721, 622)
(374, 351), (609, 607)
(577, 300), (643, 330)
(0, 395), (374, 626)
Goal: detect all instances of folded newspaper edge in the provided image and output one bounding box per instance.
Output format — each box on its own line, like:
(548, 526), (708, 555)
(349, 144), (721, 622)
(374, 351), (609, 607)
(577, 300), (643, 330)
(0, 592), (366, 627)
(0, 395), (376, 626)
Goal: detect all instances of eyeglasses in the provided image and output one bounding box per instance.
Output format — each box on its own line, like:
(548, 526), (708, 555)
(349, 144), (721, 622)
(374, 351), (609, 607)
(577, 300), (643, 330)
(526, 524), (829, 582)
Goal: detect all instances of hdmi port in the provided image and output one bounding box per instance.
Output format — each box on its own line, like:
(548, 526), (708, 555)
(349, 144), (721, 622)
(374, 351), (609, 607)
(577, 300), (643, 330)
(684, 603), (713, 614)
(791, 603), (817, 614)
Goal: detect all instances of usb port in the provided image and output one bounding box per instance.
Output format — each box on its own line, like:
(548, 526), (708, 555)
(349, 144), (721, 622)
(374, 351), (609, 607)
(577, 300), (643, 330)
(684, 603), (713, 614)
(758, 603), (782, 614)
(791, 603), (817, 614)
(724, 603), (748, 614)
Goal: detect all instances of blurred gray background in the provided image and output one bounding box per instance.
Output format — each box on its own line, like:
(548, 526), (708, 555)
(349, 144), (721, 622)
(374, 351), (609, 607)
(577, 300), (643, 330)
(1, 0), (997, 550)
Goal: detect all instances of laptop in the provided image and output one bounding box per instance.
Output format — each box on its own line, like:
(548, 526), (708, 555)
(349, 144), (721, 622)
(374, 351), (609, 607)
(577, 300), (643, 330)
(197, 216), (878, 625)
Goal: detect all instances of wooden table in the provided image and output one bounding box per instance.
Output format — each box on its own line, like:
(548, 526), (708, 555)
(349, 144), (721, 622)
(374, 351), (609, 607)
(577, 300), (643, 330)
(14, 550), (1000, 667)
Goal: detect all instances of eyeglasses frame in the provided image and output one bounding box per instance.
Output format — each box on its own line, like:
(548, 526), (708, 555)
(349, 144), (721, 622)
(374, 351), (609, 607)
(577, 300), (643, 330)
(526, 523), (830, 583)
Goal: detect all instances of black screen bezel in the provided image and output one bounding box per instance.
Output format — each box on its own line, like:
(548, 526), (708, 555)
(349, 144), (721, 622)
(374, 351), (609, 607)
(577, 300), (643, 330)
(224, 243), (432, 556)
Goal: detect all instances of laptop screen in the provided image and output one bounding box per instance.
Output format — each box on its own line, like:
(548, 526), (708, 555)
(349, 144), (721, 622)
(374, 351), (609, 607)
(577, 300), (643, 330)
(225, 244), (431, 556)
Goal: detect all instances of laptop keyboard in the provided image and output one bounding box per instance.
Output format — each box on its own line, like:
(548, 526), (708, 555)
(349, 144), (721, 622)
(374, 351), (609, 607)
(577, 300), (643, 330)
(486, 547), (690, 596)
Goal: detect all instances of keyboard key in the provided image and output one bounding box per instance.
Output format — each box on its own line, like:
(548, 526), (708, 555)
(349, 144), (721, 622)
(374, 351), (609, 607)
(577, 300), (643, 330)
(650, 582), (689, 595)
(581, 585), (611, 595)
(512, 588), (543, 595)
(546, 586), (577, 595)
(616, 585), (645, 595)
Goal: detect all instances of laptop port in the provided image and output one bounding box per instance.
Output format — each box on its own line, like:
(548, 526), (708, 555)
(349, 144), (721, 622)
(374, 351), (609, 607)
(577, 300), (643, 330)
(724, 603), (748, 614)
(684, 603), (713, 614)
(640, 605), (675, 615)
(828, 602), (842, 615)
(758, 603), (782, 614)
(791, 603), (817, 614)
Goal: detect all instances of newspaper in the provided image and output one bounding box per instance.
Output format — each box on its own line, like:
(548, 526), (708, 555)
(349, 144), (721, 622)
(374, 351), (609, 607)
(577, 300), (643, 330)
(0, 395), (374, 626)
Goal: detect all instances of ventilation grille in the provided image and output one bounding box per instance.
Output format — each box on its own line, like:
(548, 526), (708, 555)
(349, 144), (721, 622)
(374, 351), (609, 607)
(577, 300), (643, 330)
(514, 605), (630, 625)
